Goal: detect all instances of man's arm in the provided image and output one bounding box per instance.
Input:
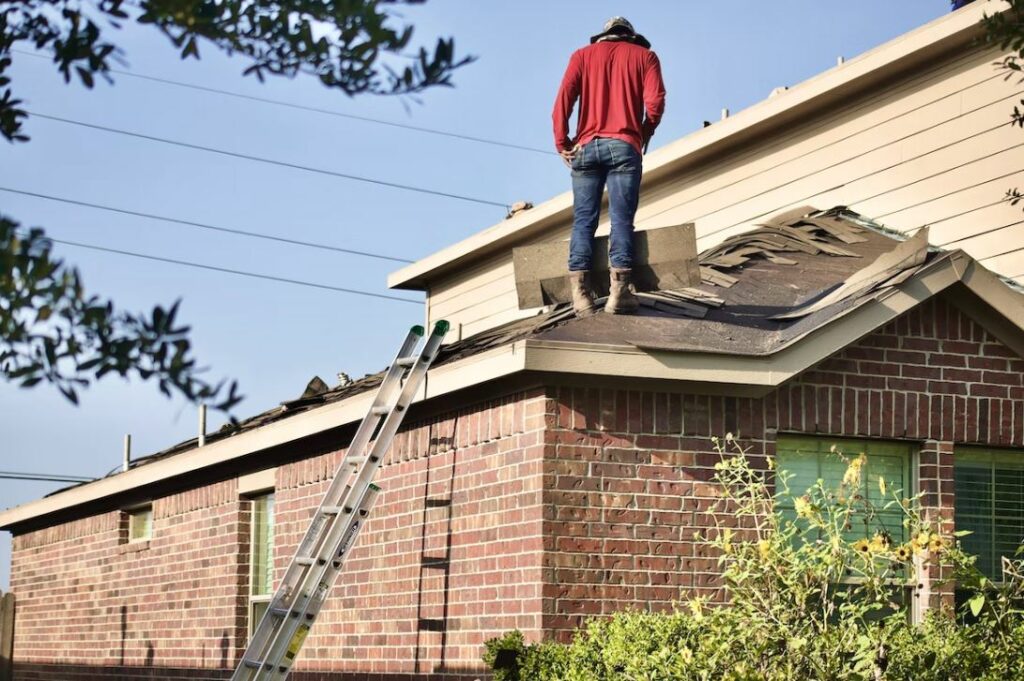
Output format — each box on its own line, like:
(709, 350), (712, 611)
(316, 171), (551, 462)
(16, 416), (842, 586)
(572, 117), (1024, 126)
(642, 51), (666, 150)
(552, 51), (583, 152)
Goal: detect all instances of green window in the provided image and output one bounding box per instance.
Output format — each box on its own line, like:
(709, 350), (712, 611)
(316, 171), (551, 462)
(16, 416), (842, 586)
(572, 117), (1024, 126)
(954, 449), (1024, 580)
(776, 436), (912, 544)
(249, 492), (275, 638)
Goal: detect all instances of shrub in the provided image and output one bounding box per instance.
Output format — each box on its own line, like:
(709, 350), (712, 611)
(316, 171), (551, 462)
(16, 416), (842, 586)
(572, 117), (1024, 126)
(484, 437), (1024, 680)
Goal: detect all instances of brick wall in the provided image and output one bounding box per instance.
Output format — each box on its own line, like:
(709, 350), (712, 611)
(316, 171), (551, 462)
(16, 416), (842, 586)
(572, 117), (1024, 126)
(9, 297), (1024, 678)
(10, 390), (550, 681)
(540, 297), (1024, 636)
(11, 481), (246, 680)
(279, 389), (548, 680)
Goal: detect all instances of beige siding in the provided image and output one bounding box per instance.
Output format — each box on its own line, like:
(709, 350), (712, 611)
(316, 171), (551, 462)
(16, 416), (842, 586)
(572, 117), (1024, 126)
(428, 44), (1024, 339)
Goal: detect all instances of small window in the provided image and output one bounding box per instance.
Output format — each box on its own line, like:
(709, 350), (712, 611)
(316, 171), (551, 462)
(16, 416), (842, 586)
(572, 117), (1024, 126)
(249, 492), (275, 639)
(954, 448), (1024, 580)
(127, 506), (153, 542)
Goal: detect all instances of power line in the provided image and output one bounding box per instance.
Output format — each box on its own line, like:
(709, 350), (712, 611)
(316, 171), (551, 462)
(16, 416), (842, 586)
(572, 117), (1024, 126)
(26, 111), (510, 209)
(0, 471), (95, 483)
(12, 48), (554, 156)
(20, 231), (421, 303)
(0, 185), (414, 263)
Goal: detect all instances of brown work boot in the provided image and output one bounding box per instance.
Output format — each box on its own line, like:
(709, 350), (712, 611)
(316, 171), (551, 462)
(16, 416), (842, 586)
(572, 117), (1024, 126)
(569, 270), (596, 317)
(606, 268), (639, 315)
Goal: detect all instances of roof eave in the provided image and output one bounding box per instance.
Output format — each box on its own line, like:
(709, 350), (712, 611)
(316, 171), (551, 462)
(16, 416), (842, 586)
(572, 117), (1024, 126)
(5, 253), (1022, 531)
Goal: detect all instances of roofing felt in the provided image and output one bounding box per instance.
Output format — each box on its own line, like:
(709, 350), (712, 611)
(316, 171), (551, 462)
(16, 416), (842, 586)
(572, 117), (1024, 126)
(51, 206), (948, 493)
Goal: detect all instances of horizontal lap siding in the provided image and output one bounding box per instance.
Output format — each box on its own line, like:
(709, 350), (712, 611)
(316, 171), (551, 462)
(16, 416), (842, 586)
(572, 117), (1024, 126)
(426, 45), (1024, 341)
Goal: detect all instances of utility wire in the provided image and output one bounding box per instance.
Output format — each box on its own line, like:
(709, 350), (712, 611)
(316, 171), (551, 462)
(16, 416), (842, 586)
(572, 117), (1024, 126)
(0, 471), (95, 483)
(0, 185), (414, 263)
(19, 230), (421, 303)
(12, 48), (554, 156)
(26, 111), (509, 209)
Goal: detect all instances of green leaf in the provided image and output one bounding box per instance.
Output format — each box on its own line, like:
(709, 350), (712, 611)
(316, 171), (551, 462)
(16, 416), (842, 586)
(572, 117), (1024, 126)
(968, 594), (985, 617)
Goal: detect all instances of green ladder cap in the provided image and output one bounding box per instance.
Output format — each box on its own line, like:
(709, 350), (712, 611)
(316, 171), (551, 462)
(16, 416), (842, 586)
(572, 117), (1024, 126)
(411, 325), (425, 336)
(369, 483), (381, 491)
(433, 320), (451, 335)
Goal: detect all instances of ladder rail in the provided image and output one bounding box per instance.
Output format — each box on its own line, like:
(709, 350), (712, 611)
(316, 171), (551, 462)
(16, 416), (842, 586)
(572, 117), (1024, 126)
(231, 321), (448, 680)
(253, 321), (448, 678)
(234, 325), (423, 678)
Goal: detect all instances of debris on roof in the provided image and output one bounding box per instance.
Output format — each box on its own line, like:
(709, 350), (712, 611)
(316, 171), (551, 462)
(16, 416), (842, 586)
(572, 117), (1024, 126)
(773, 226), (930, 320)
(506, 201), (534, 219)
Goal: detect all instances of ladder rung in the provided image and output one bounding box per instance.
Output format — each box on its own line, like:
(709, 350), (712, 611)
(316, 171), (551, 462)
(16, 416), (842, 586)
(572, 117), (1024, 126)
(397, 356), (416, 368)
(322, 506), (342, 515)
(371, 405), (389, 416)
(346, 455), (378, 466)
(419, 617), (445, 632)
(243, 659), (262, 669)
(422, 556), (448, 569)
(271, 607), (291, 618)
(295, 556), (314, 566)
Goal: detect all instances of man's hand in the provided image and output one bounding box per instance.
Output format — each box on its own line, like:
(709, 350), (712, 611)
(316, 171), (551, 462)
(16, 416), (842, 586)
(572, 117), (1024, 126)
(560, 144), (580, 168)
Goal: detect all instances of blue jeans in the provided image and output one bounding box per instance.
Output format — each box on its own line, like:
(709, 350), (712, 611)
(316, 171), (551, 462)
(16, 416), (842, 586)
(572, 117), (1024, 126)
(568, 138), (642, 271)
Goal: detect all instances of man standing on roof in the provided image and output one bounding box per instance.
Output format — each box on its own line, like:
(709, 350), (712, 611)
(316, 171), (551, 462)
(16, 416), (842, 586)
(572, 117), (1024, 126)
(553, 16), (666, 317)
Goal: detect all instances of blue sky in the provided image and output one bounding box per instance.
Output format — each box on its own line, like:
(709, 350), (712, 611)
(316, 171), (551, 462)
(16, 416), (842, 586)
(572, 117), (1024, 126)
(0, 1), (952, 587)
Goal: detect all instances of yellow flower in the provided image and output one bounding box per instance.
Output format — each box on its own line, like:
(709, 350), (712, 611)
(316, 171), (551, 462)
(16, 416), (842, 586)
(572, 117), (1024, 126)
(758, 539), (772, 560)
(878, 476), (887, 497)
(689, 599), (704, 622)
(843, 453), (866, 488)
(722, 527), (733, 554)
(894, 544), (913, 562)
(928, 536), (946, 554)
(913, 530), (932, 550)
(869, 533), (889, 553)
(794, 496), (813, 519)
(853, 538), (872, 556)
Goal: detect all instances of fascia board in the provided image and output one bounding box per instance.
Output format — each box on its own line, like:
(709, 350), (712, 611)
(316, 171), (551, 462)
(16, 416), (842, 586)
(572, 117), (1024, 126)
(387, 2), (999, 291)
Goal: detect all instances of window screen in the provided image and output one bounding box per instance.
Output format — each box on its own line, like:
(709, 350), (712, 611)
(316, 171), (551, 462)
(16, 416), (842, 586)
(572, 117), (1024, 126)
(954, 449), (1024, 580)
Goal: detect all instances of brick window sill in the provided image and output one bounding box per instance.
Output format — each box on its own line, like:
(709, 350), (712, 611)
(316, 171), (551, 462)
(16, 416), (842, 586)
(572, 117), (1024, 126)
(118, 540), (151, 554)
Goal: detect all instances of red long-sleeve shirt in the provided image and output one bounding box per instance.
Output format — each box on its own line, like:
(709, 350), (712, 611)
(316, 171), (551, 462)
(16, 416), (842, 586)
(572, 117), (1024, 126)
(552, 41), (666, 154)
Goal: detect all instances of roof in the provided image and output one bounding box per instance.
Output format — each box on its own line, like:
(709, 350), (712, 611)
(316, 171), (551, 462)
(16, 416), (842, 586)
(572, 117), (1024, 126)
(387, 0), (1002, 291)
(3, 205), (1022, 531)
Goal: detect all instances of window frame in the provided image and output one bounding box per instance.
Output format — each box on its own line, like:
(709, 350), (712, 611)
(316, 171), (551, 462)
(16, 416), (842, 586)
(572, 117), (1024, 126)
(247, 490), (275, 640)
(125, 504), (153, 543)
(775, 435), (920, 620)
(953, 446), (1024, 583)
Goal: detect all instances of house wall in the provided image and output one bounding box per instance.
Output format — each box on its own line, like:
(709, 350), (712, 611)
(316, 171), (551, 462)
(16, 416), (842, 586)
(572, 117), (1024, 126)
(9, 298), (1024, 679)
(427, 41), (1024, 342)
(9, 391), (550, 681)
(540, 295), (1024, 637)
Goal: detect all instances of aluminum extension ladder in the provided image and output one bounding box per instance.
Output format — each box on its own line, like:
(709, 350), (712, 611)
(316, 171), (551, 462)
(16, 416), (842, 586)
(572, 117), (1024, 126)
(232, 320), (449, 680)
